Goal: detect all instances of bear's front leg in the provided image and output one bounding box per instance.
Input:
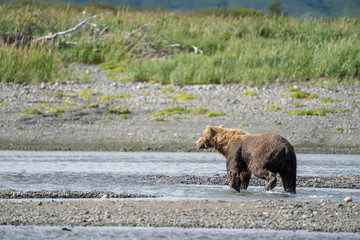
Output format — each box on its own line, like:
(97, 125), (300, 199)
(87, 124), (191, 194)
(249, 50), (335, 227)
(227, 169), (241, 192)
(240, 171), (251, 189)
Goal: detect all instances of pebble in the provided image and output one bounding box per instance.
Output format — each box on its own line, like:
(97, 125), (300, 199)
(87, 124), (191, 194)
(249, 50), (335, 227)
(344, 197), (353, 202)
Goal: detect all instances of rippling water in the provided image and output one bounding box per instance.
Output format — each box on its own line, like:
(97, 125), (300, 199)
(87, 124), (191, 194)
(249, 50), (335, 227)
(0, 151), (359, 201)
(1, 151), (359, 176)
(1, 151), (359, 239)
(1, 226), (360, 240)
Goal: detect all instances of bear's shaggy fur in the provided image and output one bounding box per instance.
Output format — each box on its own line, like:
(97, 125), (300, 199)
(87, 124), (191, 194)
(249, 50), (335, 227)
(196, 125), (297, 193)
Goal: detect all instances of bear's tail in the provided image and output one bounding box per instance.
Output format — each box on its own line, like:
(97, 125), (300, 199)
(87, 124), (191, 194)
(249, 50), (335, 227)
(280, 148), (297, 193)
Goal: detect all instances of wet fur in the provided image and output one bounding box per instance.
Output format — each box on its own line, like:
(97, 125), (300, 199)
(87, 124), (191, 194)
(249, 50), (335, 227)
(196, 126), (297, 193)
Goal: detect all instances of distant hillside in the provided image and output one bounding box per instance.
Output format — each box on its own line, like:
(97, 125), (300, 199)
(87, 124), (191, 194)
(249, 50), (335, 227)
(42, 0), (358, 18)
(0, 0), (359, 17)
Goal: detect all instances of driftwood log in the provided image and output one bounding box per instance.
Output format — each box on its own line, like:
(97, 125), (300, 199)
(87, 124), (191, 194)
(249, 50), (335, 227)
(34, 14), (100, 42)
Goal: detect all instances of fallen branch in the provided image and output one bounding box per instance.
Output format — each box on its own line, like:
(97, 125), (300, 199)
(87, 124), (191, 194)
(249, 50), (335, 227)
(192, 46), (203, 54)
(34, 15), (99, 42)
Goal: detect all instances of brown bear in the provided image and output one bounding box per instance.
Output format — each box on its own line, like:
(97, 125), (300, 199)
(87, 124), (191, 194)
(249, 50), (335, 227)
(196, 125), (297, 193)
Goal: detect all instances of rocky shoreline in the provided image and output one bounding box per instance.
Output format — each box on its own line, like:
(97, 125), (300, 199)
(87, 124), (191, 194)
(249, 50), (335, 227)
(0, 190), (156, 199)
(1, 199), (359, 233)
(0, 65), (359, 153)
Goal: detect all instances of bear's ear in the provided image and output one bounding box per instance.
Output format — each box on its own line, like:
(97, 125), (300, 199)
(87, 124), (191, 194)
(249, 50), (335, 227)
(219, 125), (224, 128)
(206, 125), (215, 136)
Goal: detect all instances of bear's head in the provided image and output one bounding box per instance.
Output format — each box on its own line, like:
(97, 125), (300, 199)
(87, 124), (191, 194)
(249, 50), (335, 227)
(195, 125), (222, 149)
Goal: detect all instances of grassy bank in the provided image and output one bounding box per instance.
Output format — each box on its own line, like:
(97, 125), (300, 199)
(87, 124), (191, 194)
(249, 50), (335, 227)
(1, 0), (359, 86)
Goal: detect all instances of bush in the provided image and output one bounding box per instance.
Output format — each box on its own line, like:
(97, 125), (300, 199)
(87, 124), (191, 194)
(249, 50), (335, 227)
(152, 106), (190, 115)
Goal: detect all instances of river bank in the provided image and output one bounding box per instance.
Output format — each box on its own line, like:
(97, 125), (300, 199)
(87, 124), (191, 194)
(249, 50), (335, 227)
(1, 199), (359, 233)
(0, 65), (359, 153)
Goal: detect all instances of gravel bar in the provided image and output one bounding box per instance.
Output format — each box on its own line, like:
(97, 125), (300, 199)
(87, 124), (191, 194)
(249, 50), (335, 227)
(0, 65), (359, 153)
(0, 190), (156, 199)
(0, 200), (359, 233)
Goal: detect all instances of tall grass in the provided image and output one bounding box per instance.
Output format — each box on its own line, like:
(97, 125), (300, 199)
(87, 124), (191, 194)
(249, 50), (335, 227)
(0, 45), (60, 83)
(0, 0), (359, 85)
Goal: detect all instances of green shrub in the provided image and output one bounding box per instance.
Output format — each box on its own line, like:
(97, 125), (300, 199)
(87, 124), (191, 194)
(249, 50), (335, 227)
(336, 108), (350, 112)
(284, 88), (300, 92)
(189, 107), (226, 117)
(243, 91), (258, 96)
(99, 61), (123, 70)
(160, 87), (175, 92)
(152, 106), (190, 115)
(79, 89), (100, 99)
(172, 93), (197, 101)
(53, 92), (78, 98)
(21, 108), (42, 114)
(191, 107), (209, 115)
(150, 117), (168, 122)
(290, 91), (318, 99)
(99, 94), (130, 100)
(89, 102), (99, 108)
(49, 107), (66, 114)
(37, 103), (54, 109)
(106, 108), (132, 115)
(266, 105), (282, 110)
(288, 107), (333, 116)
(62, 101), (76, 106)
(320, 97), (334, 103)
(205, 111), (226, 117)
(292, 102), (303, 107)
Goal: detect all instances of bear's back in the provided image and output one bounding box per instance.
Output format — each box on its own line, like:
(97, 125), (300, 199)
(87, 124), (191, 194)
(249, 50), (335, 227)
(240, 132), (293, 161)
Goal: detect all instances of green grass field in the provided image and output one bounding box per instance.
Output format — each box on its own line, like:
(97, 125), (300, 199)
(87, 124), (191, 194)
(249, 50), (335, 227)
(1, 0), (359, 86)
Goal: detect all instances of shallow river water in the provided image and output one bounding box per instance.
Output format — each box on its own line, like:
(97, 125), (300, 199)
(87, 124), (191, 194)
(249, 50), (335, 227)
(1, 151), (359, 201)
(0, 151), (359, 240)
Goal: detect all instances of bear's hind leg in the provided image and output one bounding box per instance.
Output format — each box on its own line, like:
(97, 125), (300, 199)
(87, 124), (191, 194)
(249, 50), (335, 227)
(251, 168), (277, 191)
(280, 171), (296, 193)
(265, 172), (277, 191)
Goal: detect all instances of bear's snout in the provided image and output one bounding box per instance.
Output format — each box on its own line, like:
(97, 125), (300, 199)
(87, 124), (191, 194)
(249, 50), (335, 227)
(195, 137), (205, 149)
